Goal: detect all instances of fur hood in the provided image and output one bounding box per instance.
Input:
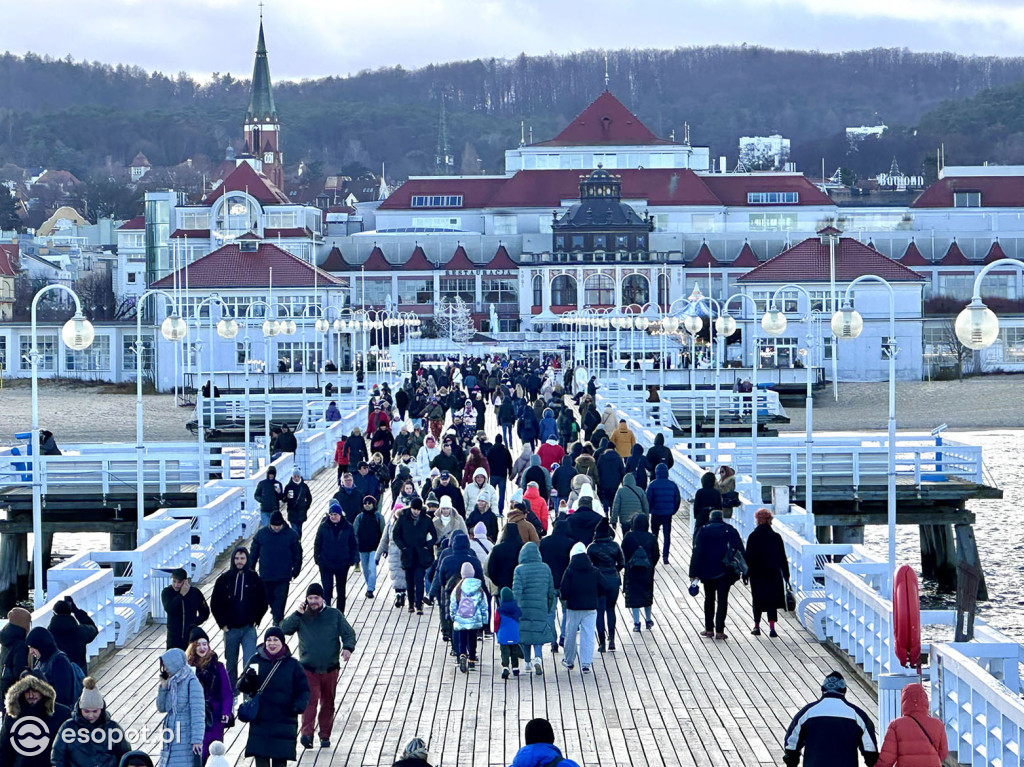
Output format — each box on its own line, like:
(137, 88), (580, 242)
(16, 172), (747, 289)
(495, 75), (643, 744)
(5, 673), (57, 718)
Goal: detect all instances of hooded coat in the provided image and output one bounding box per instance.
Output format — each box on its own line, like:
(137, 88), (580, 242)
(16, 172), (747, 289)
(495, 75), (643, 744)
(587, 521), (625, 594)
(237, 643), (310, 761)
(645, 432), (674, 473)
(599, 406), (618, 435)
(876, 684), (948, 767)
(596, 449), (625, 493)
(156, 649), (205, 767)
(567, 502), (603, 547)
(461, 447), (491, 487)
(512, 543), (557, 645)
(512, 445), (534, 481)
(646, 463), (681, 517)
(538, 409), (559, 442)
(609, 422), (637, 459)
(573, 453), (598, 485)
(539, 519), (575, 590)
(26, 627), (78, 710)
(523, 484), (549, 533)
(431, 532), (484, 600)
(559, 552), (600, 611)
(610, 473), (650, 529)
(463, 469), (497, 513)
(314, 513), (359, 569)
(689, 520), (745, 583)
(376, 512), (408, 591)
(506, 507), (541, 546)
(486, 524), (525, 592)
(517, 408), (540, 444)
(47, 604), (98, 675)
(0, 611), (30, 700)
(1, 675), (73, 767)
(486, 438), (513, 480)
(692, 472), (723, 532)
(510, 743), (581, 767)
(621, 516), (658, 609)
(521, 456), (551, 499)
(536, 440), (565, 472)
(745, 523), (791, 613)
(551, 456), (577, 500)
(624, 444), (649, 490)
(210, 547), (268, 630)
(450, 577), (489, 631)
(467, 503), (499, 544)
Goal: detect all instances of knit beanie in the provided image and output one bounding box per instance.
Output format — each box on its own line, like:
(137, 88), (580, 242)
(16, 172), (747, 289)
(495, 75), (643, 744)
(269, 511), (285, 526)
(307, 582), (325, 597)
(570, 542), (587, 558)
(821, 671), (847, 695)
(460, 562), (474, 578)
(500, 587), (514, 603)
(524, 717), (556, 745)
(78, 676), (104, 710)
(6, 608), (31, 633)
(264, 627), (286, 643)
(188, 627), (209, 644)
(52, 600), (72, 616)
(402, 738), (429, 759)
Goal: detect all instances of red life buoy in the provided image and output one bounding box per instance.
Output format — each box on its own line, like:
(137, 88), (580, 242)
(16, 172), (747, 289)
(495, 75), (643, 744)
(892, 564), (921, 668)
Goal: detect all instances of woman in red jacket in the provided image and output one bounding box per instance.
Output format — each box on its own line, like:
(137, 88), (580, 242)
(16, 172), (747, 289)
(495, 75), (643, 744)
(876, 683), (948, 767)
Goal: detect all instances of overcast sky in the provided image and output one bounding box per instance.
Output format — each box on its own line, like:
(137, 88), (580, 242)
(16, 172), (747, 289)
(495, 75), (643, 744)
(9, 0), (1024, 81)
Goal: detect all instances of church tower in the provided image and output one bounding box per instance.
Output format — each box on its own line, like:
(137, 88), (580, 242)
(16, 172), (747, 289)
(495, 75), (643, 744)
(243, 19), (283, 190)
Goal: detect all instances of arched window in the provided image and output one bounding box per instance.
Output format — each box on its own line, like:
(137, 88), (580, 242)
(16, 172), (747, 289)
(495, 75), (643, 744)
(658, 273), (669, 307)
(532, 274), (542, 306)
(622, 274), (649, 306)
(551, 274), (577, 306)
(584, 273), (614, 306)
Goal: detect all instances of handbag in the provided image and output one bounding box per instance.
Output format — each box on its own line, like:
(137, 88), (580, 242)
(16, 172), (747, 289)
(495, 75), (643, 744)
(721, 541), (748, 580)
(236, 660), (282, 723)
(784, 581), (797, 612)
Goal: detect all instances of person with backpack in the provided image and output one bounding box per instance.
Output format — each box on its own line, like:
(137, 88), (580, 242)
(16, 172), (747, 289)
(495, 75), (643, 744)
(156, 648), (205, 767)
(690, 510), (745, 640)
(353, 497), (386, 599)
(185, 628), (232, 764)
(450, 562), (488, 673)
(27, 626), (83, 709)
(495, 587), (524, 679)
(875, 683), (947, 767)
(161, 568), (211, 651)
(622, 515), (658, 632)
(609, 473), (649, 535)
(587, 519), (625, 653)
(646, 463), (681, 565)
(47, 596), (99, 674)
(509, 718), (582, 767)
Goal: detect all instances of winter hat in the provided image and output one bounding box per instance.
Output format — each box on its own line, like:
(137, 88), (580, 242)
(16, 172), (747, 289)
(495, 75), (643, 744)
(500, 587), (514, 603)
(546, 436), (558, 444)
(524, 718), (556, 745)
(439, 496), (453, 510)
(6, 608), (31, 633)
(570, 542), (587, 558)
(264, 627), (286, 643)
(269, 511), (285, 526)
(472, 522), (488, 539)
(402, 739), (429, 760)
(188, 627), (209, 644)
(821, 671), (847, 695)
(292, 467), (302, 477)
(52, 600), (72, 616)
(78, 676), (104, 710)
(426, 492), (439, 506)
(307, 582), (325, 597)
(171, 568), (189, 581)
(328, 501), (342, 516)
(510, 488), (524, 504)
(595, 518), (612, 539)
(709, 510), (725, 523)
(578, 485), (594, 500)
(460, 562), (475, 578)
(363, 495), (377, 505)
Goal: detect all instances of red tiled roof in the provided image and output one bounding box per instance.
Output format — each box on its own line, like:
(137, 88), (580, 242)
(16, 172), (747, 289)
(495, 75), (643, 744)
(360, 246), (393, 271)
(150, 243), (343, 289)
(939, 241), (973, 266)
(911, 175), (1024, 208)
(487, 245), (518, 270)
(983, 241), (1008, 264)
(737, 237), (924, 283)
(118, 216), (145, 231)
(688, 243), (721, 268)
(201, 162), (289, 206)
(533, 91), (674, 147)
(379, 177), (508, 211)
(701, 174), (833, 206)
(169, 229), (211, 239)
(899, 241), (931, 266)
(446, 245), (477, 270)
(320, 246), (349, 271)
(0, 243), (18, 277)
(817, 225), (842, 236)
(264, 227), (315, 239)
(403, 246), (437, 270)
(731, 242), (760, 267)
(236, 231), (262, 240)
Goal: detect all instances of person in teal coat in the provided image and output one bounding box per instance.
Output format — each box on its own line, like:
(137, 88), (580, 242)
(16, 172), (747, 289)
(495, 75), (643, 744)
(512, 542), (557, 675)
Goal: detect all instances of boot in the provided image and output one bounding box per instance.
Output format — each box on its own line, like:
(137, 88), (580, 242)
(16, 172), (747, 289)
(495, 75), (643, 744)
(598, 638), (606, 653)
(608, 636), (616, 651)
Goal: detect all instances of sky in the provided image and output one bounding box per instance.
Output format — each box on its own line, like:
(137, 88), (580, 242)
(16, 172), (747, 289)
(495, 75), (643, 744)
(8, 0), (1024, 81)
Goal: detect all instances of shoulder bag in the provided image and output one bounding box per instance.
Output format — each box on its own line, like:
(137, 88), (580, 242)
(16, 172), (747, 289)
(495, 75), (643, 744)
(236, 660), (282, 723)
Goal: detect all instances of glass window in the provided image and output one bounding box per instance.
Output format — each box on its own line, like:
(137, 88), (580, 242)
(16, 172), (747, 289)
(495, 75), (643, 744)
(615, 235), (628, 250)
(953, 191), (981, 208)
(265, 210), (297, 229)
(20, 334), (57, 371)
(998, 327), (1024, 362)
(752, 289), (798, 314)
(66, 336), (111, 372)
(177, 210), (210, 230)
(410, 195), (463, 208)
(622, 274), (650, 306)
(747, 191), (799, 204)
(532, 275), (542, 306)
(398, 279), (434, 304)
(585, 274), (614, 306)
(938, 274), (974, 300)
(499, 318), (521, 333)
(411, 216), (461, 229)
(593, 235), (606, 250)
(554, 235), (565, 251)
(274, 341), (321, 372)
(439, 278), (475, 303)
(122, 334), (154, 372)
(213, 193), (260, 241)
(0, 336), (6, 369)
(636, 234), (647, 251)
(749, 213), (798, 231)
(810, 290), (852, 313)
(359, 280), (391, 307)
(658, 273), (669, 306)
(483, 278), (517, 304)
(571, 236), (584, 251)
(980, 274), (1017, 300)
(551, 275), (577, 306)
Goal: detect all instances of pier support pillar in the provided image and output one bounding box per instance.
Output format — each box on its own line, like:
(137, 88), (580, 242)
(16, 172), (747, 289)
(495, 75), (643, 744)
(954, 523), (988, 602)
(832, 525), (864, 545)
(919, 525), (937, 578)
(0, 533), (29, 612)
(926, 524), (958, 592)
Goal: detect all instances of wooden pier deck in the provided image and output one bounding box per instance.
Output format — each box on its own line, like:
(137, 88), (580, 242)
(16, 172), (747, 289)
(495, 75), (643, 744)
(85, 415), (875, 767)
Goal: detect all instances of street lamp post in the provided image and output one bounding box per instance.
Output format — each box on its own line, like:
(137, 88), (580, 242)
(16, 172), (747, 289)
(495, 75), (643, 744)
(954, 257), (1024, 351)
(28, 286), (95, 608)
(191, 295), (238, 486)
(718, 292), (760, 489)
(832, 276), (899, 587)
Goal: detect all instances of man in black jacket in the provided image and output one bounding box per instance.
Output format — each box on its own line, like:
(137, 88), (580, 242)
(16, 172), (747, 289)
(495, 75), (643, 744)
(251, 511), (303, 626)
(314, 501), (359, 612)
(332, 472), (363, 523)
(353, 498), (385, 599)
(568, 487), (603, 546)
(160, 567), (210, 650)
(47, 596), (99, 674)
(433, 472), (465, 517)
(783, 671), (878, 767)
(254, 467), (284, 528)
(539, 518), (575, 652)
(689, 510), (745, 639)
(210, 546), (268, 691)
(596, 447), (625, 510)
(284, 467), (313, 539)
(429, 441), (462, 477)
(275, 424), (299, 454)
(559, 542), (600, 672)
(392, 501), (438, 615)
(486, 435), (513, 516)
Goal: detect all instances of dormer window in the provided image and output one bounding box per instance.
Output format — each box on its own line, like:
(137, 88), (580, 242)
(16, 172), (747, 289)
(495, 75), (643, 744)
(953, 191), (981, 208)
(747, 191), (799, 204)
(239, 239), (259, 253)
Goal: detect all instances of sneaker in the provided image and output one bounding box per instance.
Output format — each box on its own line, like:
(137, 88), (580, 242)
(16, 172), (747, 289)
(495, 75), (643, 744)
(501, 668), (510, 680)
(633, 622), (642, 633)
(714, 632), (728, 640)
(550, 642), (559, 654)
(417, 608), (424, 616)
(408, 605), (415, 614)
(533, 659), (543, 676)
(608, 639), (616, 651)
(598, 640), (606, 653)
(513, 668), (521, 676)
(458, 655), (468, 673)
(319, 738), (330, 749)
(699, 630), (714, 638)
(582, 665), (591, 673)
(751, 626), (762, 636)
(560, 659), (574, 670)
(645, 619), (654, 630)
(423, 597), (434, 607)
(300, 736), (314, 749)
(769, 628), (779, 638)
(468, 660), (477, 670)
(366, 590), (373, 599)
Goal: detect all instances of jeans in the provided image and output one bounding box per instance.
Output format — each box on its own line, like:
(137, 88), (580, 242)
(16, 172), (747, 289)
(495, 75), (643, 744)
(291, 520), (303, 540)
(359, 551), (377, 592)
(521, 643), (544, 662)
(301, 668), (340, 739)
(320, 565), (350, 613)
(453, 629), (478, 661)
(597, 587), (619, 642)
(563, 609), (597, 667)
(631, 606), (652, 624)
(223, 625), (257, 693)
(259, 511), (274, 528)
(405, 564), (426, 608)
(651, 515), (673, 562)
(264, 580), (290, 626)
(703, 577), (732, 633)
(501, 423), (513, 445)
(490, 476), (507, 515)
(558, 597), (567, 641)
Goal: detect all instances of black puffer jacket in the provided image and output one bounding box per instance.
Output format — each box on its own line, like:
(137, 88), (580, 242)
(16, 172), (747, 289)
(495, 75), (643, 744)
(485, 524), (524, 592)
(689, 519), (745, 583)
(645, 432), (674, 472)
(393, 511), (439, 568)
(559, 552), (600, 611)
(539, 519), (575, 590)
(587, 521), (625, 593)
(314, 514), (359, 569)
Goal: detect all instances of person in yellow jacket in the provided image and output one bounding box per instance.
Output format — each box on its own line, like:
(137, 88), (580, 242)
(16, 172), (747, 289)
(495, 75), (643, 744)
(609, 420), (636, 459)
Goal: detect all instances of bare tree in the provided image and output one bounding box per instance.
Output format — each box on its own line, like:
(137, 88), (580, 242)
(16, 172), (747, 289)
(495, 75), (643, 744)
(935, 318), (973, 379)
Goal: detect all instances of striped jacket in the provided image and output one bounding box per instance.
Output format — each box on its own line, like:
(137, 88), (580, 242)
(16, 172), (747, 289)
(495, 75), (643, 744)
(783, 692), (879, 767)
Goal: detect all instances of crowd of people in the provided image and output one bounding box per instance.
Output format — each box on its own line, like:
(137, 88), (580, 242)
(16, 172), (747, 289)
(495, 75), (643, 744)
(0, 353), (946, 767)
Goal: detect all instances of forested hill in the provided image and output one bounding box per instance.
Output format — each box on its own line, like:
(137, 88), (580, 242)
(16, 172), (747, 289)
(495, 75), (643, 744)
(3, 45), (1024, 182)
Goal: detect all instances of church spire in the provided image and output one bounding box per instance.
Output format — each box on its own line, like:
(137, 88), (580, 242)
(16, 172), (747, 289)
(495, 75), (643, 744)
(246, 20), (277, 123)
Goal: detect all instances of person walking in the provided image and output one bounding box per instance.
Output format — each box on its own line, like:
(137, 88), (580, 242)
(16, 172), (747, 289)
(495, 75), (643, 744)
(353, 497), (386, 598)
(254, 467), (284, 528)
(393, 738), (434, 767)
(559, 542), (599, 673)
(512, 542), (557, 675)
(237, 627), (311, 767)
(376, 503), (409, 609)
(393, 500), (439, 615)
(609, 472), (649, 535)
(783, 671), (879, 767)
(587, 519), (624, 653)
(0, 607), (32, 699)
(692, 471), (723, 539)
(210, 546), (268, 693)
(161, 568), (210, 651)
(156, 648), (205, 767)
(332, 473), (363, 523)
(644, 432), (673, 473)
(283, 468), (313, 539)
(609, 419), (636, 459)
(595, 443), (625, 511)
(486, 435), (513, 516)
(875, 683), (947, 767)
(186, 628), (233, 764)
(26, 626), (80, 710)
(540, 518), (575, 652)
(495, 587), (524, 679)
(48, 596), (99, 674)
(314, 500), (359, 612)
(621, 515), (658, 632)
(690, 510), (745, 640)
(744, 508), (790, 637)
(646, 463), (681, 565)
(449, 562), (488, 673)
(1, 674), (72, 767)
(509, 718), (582, 767)
(251, 512), (303, 626)
(433, 496), (469, 543)
(51, 675), (131, 767)
(467, 497), (499, 544)
(281, 583), (356, 750)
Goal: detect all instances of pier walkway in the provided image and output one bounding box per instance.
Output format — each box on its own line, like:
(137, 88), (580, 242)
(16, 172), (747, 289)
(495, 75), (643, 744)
(83, 410), (874, 767)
